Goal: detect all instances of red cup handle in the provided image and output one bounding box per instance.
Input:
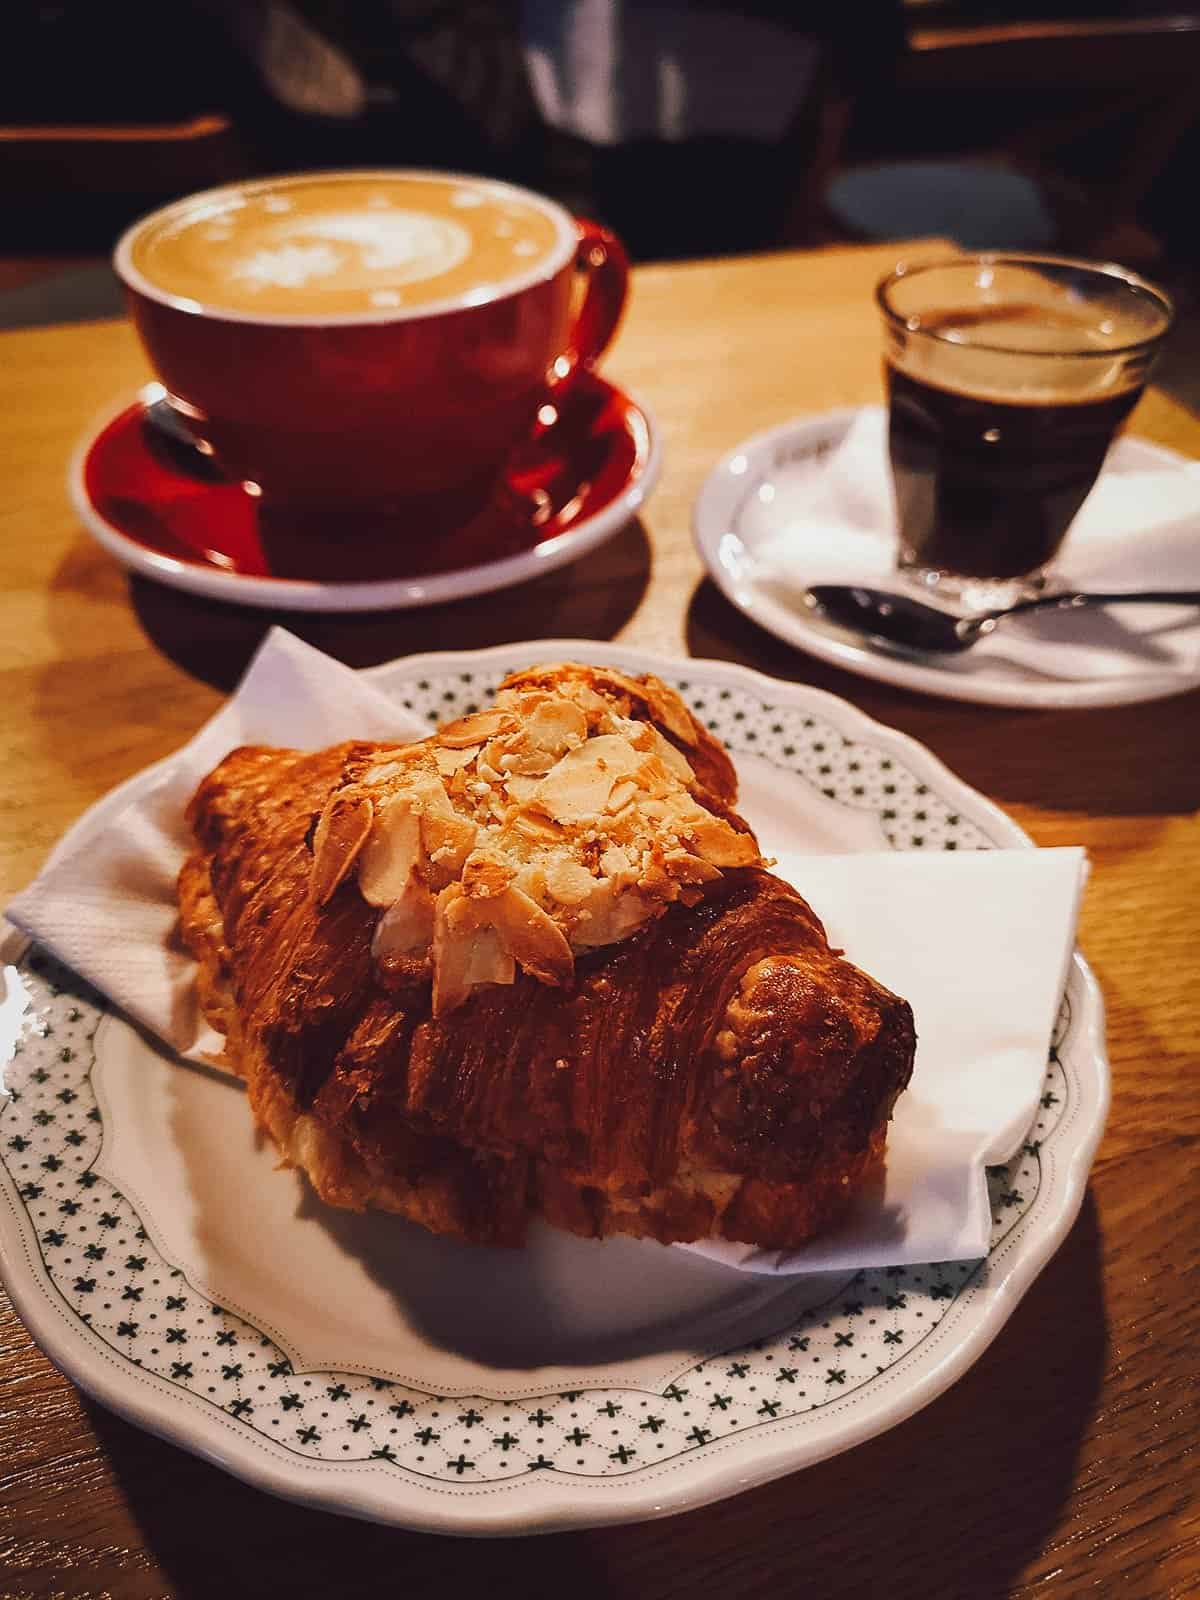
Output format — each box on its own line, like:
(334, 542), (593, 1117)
(548, 219), (629, 396)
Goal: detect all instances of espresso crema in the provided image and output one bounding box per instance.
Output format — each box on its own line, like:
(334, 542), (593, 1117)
(125, 172), (568, 318)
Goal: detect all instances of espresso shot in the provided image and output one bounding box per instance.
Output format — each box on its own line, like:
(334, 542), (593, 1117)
(885, 354), (1141, 583)
(876, 257), (1173, 607)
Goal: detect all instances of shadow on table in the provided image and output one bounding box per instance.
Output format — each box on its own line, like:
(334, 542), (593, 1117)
(687, 579), (1200, 819)
(83, 1196), (1106, 1600)
(123, 518), (653, 692)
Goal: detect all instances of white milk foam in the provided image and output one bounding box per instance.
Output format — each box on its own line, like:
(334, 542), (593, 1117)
(127, 175), (566, 318)
(230, 211), (472, 294)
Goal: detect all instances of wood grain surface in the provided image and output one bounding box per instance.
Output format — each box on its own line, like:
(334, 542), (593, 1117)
(1, 241), (1197, 1598)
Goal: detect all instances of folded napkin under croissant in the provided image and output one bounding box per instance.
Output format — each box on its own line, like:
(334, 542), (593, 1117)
(5, 629), (1088, 1273)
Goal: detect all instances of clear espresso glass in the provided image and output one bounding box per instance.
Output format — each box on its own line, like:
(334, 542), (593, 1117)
(876, 254), (1173, 610)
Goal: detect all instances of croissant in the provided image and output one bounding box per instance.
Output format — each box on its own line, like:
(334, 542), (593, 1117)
(178, 663), (915, 1249)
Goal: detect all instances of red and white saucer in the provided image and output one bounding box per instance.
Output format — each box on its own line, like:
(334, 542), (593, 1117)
(69, 373), (660, 612)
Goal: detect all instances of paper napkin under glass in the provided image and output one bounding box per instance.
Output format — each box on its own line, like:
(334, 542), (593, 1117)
(6, 628), (1088, 1272)
(747, 405), (1200, 682)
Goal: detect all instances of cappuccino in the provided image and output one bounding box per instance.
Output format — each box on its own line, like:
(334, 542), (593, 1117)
(123, 171), (570, 320)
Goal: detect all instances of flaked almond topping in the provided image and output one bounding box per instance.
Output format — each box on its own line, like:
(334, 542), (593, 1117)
(545, 856), (600, 907)
(533, 733), (642, 824)
(685, 815), (760, 868)
(358, 794), (422, 907)
(606, 778), (638, 814)
(371, 875), (435, 961)
(572, 881), (658, 948)
(487, 885), (573, 987)
(509, 809), (561, 843)
(505, 747), (559, 777)
(346, 665), (763, 1009)
(434, 744), (480, 777)
(461, 925), (516, 990)
(361, 744), (427, 785)
(431, 886), (481, 1014)
(645, 725), (695, 784)
(599, 843), (633, 877)
(420, 810), (477, 881)
(311, 795), (374, 906)
(502, 771), (544, 806)
(631, 754), (675, 798)
(461, 848), (516, 899)
(438, 710), (520, 748)
(524, 696), (588, 757)
(661, 848), (722, 885)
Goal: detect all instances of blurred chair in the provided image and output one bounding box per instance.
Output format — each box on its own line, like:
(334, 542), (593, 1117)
(0, 115), (245, 204)
(827, 5), (1200, 258)
(0, 0), (251, 215)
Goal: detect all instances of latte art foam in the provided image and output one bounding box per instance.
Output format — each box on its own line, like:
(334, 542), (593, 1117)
(128, 173), (567, 318)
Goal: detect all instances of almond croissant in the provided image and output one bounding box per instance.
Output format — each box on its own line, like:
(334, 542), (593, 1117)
(178, 664), (915, 1248)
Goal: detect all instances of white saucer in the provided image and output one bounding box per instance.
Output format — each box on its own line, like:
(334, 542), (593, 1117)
(693, 406), (1200, 710)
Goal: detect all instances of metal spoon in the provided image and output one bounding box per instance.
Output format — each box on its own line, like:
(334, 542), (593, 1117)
(804, 584), (1200, 655)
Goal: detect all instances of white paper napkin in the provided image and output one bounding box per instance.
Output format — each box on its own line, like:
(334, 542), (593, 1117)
(749, 406), (1200, 682)
(5, 628), (1087, 1271)
(7, 630), (426, 1063)
(683, 847), (1086, 1272)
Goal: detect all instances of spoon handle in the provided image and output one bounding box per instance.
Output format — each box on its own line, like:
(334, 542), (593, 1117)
(996, 589), (1200, 620)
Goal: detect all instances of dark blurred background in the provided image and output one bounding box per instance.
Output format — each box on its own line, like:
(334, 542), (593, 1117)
(2, 0), (1200, 339)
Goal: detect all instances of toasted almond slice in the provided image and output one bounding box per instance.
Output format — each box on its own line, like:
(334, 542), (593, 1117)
(512, 860), (549, 903)
(363, 760), (406, 786)
(599, 843), (634, 877)
(507, 688), (555, 715)
(686, 814), (761, 867)
(431, 884), (478, 1013)
(407, 772), (456, 815)
(630, 754), (676, 798)
(364, 741), (427, 775)
(438, 710), (520, 748)
(638, 857), (680, 900)
(508, 806), (560, 842)
(461, 926), (516, 989)
(462, 848), (517, 899)
(311, 795), (374, 906)
(357, 794), (422, 907)
(489, 886), (574, 986)
(482, 737), (515, 773)
(434, 744), (480, 777)
(446, 763), (472, 801)
(662, 848), (722, 885)
(645, 725), (695, 785)
(506, 747), (558, 777)
(545, 856), (598, 907)
(525, 696), (588, 757)
(572, 883), (658, 948)
(606, 778), (638, 814)
(534, 733), (642, 823)
(371, 875), (435, 960)
(561, 681), (611, 720)
(421, 810), (477, 886)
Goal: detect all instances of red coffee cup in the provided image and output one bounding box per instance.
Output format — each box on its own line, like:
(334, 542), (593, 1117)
(113, 170), (629, 548)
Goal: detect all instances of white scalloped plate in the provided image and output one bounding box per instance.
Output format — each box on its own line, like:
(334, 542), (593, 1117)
(0, 642), (1108, 1534)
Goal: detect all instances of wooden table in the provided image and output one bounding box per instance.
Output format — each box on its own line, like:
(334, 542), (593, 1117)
(1, 241), (1197, 1597)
